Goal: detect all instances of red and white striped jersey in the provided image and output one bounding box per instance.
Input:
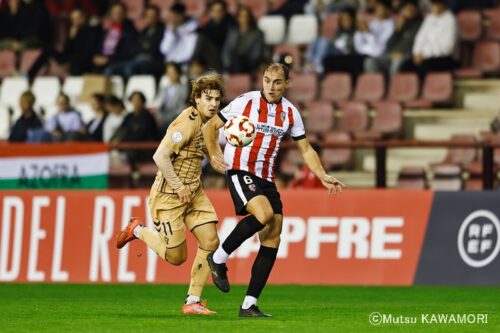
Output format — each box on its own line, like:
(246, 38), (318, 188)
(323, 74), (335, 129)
(218, 91), (306, 182)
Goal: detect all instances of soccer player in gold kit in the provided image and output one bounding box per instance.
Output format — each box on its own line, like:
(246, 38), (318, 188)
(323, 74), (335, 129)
(116, 74), (225, 315)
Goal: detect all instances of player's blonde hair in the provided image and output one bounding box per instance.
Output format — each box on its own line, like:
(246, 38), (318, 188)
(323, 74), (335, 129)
(190, 74), (225, 103)
(264, 63), (290, 80)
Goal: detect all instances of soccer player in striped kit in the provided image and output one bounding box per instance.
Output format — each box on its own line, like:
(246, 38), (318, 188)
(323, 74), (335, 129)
(202, 63), (345, 317)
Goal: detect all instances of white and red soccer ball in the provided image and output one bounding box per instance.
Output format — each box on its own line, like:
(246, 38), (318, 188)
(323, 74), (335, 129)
(224, 115), (256, 147)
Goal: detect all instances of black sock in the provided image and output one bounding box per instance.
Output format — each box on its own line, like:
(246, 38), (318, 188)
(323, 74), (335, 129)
(246, 246), (278, 298)
(222, 215), (265, 255)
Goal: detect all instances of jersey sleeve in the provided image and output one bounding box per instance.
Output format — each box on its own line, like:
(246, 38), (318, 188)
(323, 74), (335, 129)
(217, 93), (250, 123)
(161, 115), (195, 154)
(290, 106), (306, 141)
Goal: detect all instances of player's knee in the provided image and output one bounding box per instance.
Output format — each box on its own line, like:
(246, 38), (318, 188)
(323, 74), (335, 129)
(200, 236), (219, 251)
(254, 209), (274, 225)
(166, 250), (187, 266)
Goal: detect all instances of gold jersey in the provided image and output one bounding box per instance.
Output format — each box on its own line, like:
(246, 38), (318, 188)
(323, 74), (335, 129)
(154, 107), (207, 194)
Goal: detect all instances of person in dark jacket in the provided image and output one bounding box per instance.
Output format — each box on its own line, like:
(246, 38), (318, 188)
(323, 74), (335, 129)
(93, 2), (137, 74)
(27, 8), (99, 80)
(8, 91), (42, 142)
(305, 6), (357, 74)
(85, 93), (108, 141)
(112, 91), (159, 170)
(221, 6), (265, 73)
(104, 4), (164, 80)
(0, 0), (53, 51)
(364, 0), (422, 76)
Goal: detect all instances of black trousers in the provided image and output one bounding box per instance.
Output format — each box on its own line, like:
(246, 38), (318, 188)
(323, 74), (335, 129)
(399, 56), (458, 79)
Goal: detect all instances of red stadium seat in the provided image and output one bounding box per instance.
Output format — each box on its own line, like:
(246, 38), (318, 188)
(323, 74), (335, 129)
(320, 131), (353, 170)
(224, 74), (252, 101)
(455, 40), (500, 78)
(20, 49), (42, 74)
(273, 44), (302, 71)
(396, 166), (427, 189)
(279, 149), (303, 176)
(321, 14), (339, 37)
(457, 10), (483, 41)
(405, 72), (453, 108)
(353, 73), (385, 104)
(287, 73), (318, 104)
(371, 102), (403, 138)
(338, 101), (369, 133)
(484, 9), (500, 40)
(304, 101), (335, 135)
(320, 73), (352, 104)
(387, 73), (419, 103)
(0, 50), (16, 78)
(433, 134), (477, 167)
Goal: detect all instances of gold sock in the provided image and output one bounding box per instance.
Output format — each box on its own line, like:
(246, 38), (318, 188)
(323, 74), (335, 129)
(138, 228), (167, 260)
(187, 248), (211, 297)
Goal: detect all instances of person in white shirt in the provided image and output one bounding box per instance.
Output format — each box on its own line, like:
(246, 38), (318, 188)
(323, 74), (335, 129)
(45, 93), (85, 142)
(354, 0), (395, 58)
(102, 95), (126, 143)
(399, 0), (458, 78)
(159, 3), (198, 65)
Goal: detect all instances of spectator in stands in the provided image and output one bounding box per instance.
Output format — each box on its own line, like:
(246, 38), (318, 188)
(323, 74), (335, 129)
(0, 0), (53, 52)
(399, 0), (458, 78)
(187, 58), (209, 81)
(305, 6), (357, 74)
(84, 93), (107, 142)
(27, 8), (99, 80)
(222, 7), (265, 74)
(364, 0), (422, 76)
(159, 3), (198, 65)
(102, 95), (126, 143)
(198, 0), (235, 55)
(112, 91), (159, 171)
(354, 0), (395, 58)
(112, 91), (159, 143)
(45, 93), (85, 142)
(268, 0), (308, 19)
(192, 0), (234, 72)
(105, 5), (164, 80)
(304, 0), (360, 19)
(93, 2), (137, 74)
(8, 91), (42, 142)
(154, 62), (188, 133)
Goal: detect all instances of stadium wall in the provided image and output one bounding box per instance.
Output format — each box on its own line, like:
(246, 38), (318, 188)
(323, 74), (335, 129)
(0, 190), (499, 285)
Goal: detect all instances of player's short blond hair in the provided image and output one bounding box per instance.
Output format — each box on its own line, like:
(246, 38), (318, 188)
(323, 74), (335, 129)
(264, 63), (290, 80)
(190, 74), (225, 103)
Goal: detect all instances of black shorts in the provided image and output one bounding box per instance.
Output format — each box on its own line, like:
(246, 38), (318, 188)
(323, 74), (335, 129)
(227, 170), (283, 216)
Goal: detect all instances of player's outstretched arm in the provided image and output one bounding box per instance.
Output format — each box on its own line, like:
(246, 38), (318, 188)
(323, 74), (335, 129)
(295, 138), (346, 194)
(202, 116), (227, 174)
(152, 143), (192, 203)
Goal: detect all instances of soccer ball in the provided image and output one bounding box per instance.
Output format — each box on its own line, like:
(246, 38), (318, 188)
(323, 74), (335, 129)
(224, 115), (256, 147)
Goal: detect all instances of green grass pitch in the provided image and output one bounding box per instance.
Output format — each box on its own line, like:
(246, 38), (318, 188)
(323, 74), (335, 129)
(0, 284), (498, 333)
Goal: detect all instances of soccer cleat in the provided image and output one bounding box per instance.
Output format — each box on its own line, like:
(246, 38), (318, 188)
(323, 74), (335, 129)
(207, 252), (230, 292)
(239, 305), (272, 318)
(182, 300), (216, 315)
(116, 217), (142, 249)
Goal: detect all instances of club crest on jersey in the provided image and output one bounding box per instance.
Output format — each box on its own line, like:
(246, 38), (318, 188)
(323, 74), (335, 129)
(280, 111), (286, 122)
(248, 184), (256, 191)
(171, 131), (183, 143)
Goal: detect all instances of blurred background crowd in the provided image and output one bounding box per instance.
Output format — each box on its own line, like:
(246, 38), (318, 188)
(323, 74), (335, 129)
(1, 0), (500, 190)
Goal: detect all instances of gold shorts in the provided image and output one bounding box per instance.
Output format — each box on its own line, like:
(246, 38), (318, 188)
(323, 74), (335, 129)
(149, 186), (218, 248)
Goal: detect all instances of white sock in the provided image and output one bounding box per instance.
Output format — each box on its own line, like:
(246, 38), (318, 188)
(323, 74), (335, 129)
(133, 225), (144, 238)
(185, 294), (201, 305)
(242, 296), (257, 310)
(212, 247), (229, 264)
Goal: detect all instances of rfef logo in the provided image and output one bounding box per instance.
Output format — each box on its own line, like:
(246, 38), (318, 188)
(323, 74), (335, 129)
(457, 210), (500, 268)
